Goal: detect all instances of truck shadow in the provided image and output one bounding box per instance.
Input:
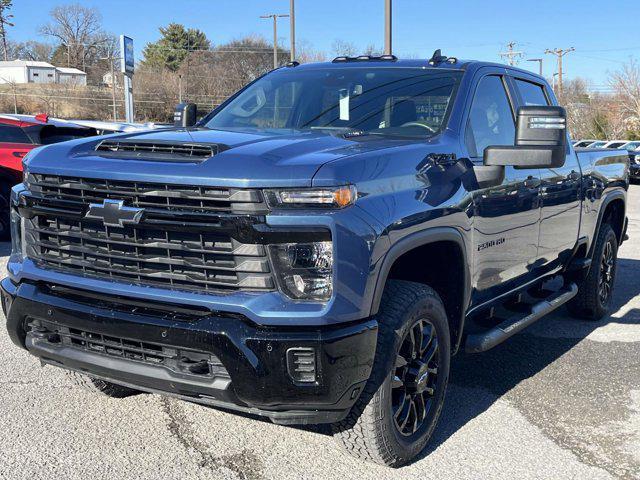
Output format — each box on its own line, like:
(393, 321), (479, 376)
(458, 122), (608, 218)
(0, 242), (10, 256)
(196, 258), (640, 461)
(417, 256), (640, 462)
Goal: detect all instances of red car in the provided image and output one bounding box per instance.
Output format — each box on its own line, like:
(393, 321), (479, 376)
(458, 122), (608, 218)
(0, 114), (98, 239)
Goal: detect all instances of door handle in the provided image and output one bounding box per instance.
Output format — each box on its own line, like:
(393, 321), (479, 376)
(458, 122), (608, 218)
(523, 177), (541, 188)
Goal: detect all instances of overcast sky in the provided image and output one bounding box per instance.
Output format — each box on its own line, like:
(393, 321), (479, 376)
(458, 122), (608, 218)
(9, 0), (640, 88)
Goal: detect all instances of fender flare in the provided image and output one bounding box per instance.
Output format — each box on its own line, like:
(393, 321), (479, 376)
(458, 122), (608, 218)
(369, 227), (472, 353)
(589, 189), (626, 257)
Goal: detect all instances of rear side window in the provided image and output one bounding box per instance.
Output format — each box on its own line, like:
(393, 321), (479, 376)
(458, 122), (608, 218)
(466, 76), (516, 158)
(0, 125), (32, 144)
(515, 79), (549, 106)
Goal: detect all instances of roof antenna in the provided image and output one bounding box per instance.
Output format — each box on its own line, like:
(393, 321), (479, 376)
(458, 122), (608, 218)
(429, 49), (448, 65)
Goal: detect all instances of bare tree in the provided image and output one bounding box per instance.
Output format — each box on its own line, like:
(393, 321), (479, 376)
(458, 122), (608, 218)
(610, 59), (640, 135)
(331, 39), (358, 57)
(6, 40), (53, 61)
(0, 0), (14, 61)
(39, 4), (110, 71)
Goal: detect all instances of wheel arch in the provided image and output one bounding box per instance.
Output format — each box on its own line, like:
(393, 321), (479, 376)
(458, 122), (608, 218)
(590, 190), (626, 257)
(370, 227), (471, 355)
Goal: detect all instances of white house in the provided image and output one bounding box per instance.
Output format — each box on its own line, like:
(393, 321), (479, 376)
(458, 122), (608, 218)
(0, 60), (87, 86)
(56, 67), (87, 86)
(0, 60), (57, 84)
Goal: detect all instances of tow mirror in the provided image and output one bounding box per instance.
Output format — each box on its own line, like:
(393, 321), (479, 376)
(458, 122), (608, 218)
(484, 106), (568, 169)
(174, 103), (197, 128)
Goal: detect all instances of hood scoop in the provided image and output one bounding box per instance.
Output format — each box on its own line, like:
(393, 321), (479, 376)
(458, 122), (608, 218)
(95, 139), (228, 162)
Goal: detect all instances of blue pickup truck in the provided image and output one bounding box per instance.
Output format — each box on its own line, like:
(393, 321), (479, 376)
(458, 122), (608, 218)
(1, 52), (629, 467)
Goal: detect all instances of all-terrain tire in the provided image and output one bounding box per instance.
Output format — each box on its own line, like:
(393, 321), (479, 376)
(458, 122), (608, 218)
(65, 370), (141, 398)
(332, 280), (450, 467)
(567, 223), (618, 320)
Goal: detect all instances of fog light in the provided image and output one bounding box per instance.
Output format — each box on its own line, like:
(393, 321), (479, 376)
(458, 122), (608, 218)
(269, 242), (333, 301)
(286, 347), (317, 384)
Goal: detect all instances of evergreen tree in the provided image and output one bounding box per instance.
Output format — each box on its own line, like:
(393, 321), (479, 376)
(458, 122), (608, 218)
(142, 23), (210, 71)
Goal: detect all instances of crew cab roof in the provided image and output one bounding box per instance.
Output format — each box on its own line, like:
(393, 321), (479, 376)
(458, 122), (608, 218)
(287, 57), (547, 83)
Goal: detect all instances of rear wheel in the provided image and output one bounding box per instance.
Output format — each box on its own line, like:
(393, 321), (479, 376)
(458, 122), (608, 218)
(567, 223), (618, 320)
(332, 280), (450, 467)
(65, 371), (141, 398)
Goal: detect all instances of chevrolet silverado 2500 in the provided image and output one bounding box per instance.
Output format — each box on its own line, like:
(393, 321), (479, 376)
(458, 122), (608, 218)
(2, 52), (629, 467)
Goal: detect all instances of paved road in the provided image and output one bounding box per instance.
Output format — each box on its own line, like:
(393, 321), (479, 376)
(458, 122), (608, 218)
(1, 188), (639, 480)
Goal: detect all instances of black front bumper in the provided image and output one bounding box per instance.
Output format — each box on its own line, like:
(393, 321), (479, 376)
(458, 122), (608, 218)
(1, 278), (377, 425)
(630, 163), (640, 180)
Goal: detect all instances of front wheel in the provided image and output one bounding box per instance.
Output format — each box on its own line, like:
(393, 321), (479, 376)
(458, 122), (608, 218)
(567, 223), (618, 320)
(65, 371), (141, 398)
(332, 280), (450, 467)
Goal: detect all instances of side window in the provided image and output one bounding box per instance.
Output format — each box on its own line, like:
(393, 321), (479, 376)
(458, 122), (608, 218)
(515, 79), (549, 106)
(0, 125), (32, 144)
(466, 76), (515, 158)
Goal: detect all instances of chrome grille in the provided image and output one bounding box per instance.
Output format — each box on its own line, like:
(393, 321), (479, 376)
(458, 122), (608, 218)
(24, 174), (275, 293)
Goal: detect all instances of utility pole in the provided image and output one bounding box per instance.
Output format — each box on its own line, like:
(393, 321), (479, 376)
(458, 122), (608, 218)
(545, 47), (575, 95)
(384, 0), (392, 55)
(499, 42), (523, 66)
(261, 13), (289, 69)
(527, 58), (543, 76)
(289, 0), (296, 61)
(100, 54), (118, 121)
(0, 1), (14, 62)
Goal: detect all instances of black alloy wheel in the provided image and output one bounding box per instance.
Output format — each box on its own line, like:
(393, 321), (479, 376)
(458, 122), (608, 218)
(392, 318), (440, 436)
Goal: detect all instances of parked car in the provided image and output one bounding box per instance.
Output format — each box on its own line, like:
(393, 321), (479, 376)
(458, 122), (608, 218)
(0, 114), (100, 239)
(623, 143), (640, 181)
(2, 53), (629, 467)
(573, 139), (597, 148)
(0, 114), (158, 239)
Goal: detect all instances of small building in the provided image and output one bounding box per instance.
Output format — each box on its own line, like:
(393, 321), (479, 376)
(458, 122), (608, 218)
(102, 71), (119, 88)
(0, 60), (57, 84)
(0, 60), (87, 86)
(56, 67), (87, 86)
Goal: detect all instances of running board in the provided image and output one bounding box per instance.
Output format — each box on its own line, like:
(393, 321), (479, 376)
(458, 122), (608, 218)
(464, 283), (578, 353)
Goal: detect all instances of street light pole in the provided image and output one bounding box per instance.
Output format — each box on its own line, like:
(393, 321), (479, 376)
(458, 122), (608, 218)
(290, 0), (296, 61)
(261, 13), (290, 69)
(527, 58), (543, 76)
(384, 0), (392, 55)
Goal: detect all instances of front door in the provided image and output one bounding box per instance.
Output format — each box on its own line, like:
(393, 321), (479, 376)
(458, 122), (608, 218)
(512, 78), (581, 272)
(464, 74), (541, 305)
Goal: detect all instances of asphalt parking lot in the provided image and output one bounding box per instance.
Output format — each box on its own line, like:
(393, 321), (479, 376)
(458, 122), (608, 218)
(1, 188), (639, 480)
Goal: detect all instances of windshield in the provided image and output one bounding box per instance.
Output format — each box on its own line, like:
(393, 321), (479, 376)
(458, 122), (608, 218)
(204, 67), (463, 138)
(623, 141), (640, 151)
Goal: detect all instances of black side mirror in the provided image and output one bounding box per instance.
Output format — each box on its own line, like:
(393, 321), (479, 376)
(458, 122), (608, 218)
(174, 103), (197, 128)
(484, 106), (568, 169)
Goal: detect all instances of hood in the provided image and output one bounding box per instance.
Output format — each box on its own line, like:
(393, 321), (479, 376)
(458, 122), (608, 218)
(24, 128), (412, 188)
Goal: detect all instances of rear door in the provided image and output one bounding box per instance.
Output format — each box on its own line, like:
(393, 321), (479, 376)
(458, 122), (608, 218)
(464, 72), (542, 304)
(512, 77), (581, 272)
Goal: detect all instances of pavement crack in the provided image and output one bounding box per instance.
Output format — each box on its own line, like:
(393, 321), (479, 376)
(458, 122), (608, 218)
(160, 397), (265, 480)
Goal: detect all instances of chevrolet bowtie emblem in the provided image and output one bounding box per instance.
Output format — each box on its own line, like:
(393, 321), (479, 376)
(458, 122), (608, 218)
(85, 199), (144, 227)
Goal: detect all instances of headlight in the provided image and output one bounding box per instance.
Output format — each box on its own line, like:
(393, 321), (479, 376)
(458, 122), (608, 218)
(269, 241), (333, 301)
(10, 205), (23, 259)
(264, 186), (356, 209)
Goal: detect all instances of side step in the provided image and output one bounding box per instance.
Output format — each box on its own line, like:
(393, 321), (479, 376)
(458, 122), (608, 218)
(465, 283), (578, 353)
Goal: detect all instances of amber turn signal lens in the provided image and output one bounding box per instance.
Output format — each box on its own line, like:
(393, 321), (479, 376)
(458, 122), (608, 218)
(333, 186), (355, 207)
